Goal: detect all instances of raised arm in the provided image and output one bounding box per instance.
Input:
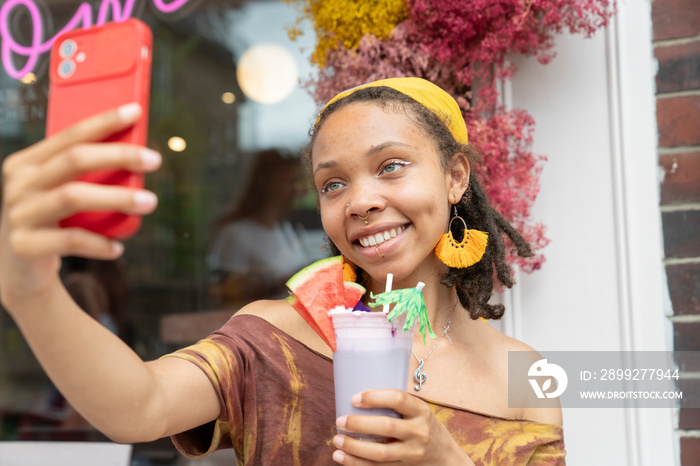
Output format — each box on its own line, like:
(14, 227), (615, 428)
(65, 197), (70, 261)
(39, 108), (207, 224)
(0, 105), (220, 443)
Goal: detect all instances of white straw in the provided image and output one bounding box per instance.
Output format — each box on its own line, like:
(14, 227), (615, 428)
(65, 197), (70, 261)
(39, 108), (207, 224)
(415, 282), (425, 292)
(383, 273), (393, 314)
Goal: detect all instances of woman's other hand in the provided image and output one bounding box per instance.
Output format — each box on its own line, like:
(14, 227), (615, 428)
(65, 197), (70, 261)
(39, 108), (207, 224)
(332, 389), (476, 465)
(0, 103), (161, 308)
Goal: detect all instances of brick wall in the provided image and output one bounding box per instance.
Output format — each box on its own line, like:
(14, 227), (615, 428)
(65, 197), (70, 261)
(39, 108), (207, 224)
(652, 0), (700, 464)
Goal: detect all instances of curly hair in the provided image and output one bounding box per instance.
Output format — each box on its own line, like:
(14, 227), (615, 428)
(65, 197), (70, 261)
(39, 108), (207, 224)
(302, 86), (533, 320)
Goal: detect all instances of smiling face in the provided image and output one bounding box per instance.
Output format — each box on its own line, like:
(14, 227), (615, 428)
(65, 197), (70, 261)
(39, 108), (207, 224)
(311, 101), (469, 290)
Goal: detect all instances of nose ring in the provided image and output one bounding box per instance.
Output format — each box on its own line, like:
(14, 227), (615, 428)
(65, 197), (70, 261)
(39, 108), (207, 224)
(358, 211), (370, 225)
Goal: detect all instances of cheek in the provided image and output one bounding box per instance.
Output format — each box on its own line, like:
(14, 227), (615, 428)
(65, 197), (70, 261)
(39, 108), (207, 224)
(401, 176), (449, 216)
(407, 185), (450, 238)
(319, 202), (345, 243)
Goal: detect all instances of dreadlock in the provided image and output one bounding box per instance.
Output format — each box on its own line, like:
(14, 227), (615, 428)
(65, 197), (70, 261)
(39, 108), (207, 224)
(302, 86), (533, 320)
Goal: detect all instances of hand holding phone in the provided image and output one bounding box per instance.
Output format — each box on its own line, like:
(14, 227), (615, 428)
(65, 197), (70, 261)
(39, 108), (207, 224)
(46, 18), (153, 239)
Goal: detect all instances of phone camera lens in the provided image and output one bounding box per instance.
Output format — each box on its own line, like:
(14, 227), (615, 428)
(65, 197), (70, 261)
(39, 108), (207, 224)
(58, 60), (76, 78)
(59, 39), (77, 58)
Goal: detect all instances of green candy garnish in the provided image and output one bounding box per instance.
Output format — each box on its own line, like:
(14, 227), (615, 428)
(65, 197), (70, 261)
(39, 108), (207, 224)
(371, 286), (437, 344)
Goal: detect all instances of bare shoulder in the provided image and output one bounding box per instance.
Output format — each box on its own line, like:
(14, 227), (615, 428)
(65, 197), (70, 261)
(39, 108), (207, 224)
(473, 319), (534, 356)
(236, 298), (306, 332)
(236, 298), (294, 321)
(478, 322), (563, 426)
(236, 299), (332, 357)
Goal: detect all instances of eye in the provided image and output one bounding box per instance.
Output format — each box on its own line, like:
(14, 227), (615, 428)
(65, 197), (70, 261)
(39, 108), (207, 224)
(321, 180), (345, 193)
(380, 160), (409, 175)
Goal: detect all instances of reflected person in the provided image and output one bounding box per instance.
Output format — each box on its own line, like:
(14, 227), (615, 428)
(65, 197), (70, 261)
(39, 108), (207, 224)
(208, 149), (313, 306)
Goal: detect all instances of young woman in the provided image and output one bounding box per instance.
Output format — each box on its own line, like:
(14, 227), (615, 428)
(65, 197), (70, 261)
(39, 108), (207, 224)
(0, 77), (564, 465)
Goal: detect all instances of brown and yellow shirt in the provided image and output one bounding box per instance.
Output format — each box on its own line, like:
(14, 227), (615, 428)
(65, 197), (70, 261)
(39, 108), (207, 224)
(165, 315), (565, 465)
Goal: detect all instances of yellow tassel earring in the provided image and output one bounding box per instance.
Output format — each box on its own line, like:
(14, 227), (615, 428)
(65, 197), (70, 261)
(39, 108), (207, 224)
(435, 206), (489, 268)
(341, 256), (358, 282)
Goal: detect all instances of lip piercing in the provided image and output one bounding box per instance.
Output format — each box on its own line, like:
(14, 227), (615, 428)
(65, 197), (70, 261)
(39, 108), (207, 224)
(375, 245), (384, 258)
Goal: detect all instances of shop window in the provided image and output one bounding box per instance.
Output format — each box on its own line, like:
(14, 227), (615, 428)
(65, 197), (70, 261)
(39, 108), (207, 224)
(0, 1), (325, 456)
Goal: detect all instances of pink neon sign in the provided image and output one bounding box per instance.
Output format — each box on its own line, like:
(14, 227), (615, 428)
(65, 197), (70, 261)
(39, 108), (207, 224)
(0, 0), (191, 79)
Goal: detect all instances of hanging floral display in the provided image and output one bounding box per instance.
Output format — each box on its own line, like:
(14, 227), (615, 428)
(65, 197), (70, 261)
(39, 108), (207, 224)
(285, 0), (614, 272)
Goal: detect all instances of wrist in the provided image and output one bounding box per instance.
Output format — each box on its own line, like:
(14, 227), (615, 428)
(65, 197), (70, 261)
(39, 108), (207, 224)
(2, 277), (65, 319)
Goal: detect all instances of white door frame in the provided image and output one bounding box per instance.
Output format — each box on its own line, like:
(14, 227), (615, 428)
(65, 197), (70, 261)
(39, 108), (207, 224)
(495, 1), (676, 464)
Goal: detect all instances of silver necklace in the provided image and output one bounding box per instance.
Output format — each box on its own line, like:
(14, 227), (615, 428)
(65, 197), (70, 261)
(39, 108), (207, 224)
(411, 302), (458, 391)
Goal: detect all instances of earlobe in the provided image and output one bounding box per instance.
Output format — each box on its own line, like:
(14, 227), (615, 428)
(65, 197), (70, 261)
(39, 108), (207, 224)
(448, 153), (470, 203)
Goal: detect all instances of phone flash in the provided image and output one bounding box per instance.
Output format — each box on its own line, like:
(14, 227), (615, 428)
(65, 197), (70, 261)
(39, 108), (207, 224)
(76, 52), (86, 63)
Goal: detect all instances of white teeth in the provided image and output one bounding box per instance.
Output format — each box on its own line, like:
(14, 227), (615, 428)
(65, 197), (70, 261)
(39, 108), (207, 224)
(358, 226), (406, 248)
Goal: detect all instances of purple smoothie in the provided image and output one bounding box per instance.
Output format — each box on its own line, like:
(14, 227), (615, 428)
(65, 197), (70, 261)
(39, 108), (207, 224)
(331, 311), (414, 442)
(334, 346), (411, 418)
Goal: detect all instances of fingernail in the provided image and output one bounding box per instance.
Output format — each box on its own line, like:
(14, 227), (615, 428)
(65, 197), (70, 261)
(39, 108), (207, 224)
(140, 148), (161, 169)
(118, 103), (141, 121)
(134, 190), (157, 208)
(336, 416), (347, 428)
(333, 435), (344, 448)
(351, 393), (361, 405)
(111, 242), (124, 256)
(332, 450), (345, 463)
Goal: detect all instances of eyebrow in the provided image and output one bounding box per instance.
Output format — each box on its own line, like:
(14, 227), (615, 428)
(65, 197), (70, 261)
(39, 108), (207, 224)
(312, 160), (337, 175)
(367, 141), (412, 156)
(312, 141), (413, 175)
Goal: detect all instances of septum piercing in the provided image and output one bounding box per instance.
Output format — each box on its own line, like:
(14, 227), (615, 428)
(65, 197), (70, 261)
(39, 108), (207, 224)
(348, 204), (370, 224)
(357, 210), (370, 225)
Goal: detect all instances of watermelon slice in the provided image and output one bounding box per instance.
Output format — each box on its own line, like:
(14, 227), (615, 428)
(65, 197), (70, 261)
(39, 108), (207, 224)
(285, 295), (332, 348)
(344, 281), (366, 309)
(286, 256), (366, 351)
(286, 256), (344, 350)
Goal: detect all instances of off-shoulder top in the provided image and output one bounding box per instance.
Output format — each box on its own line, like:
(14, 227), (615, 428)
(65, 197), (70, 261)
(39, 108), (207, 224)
(163, 314), (566, 465)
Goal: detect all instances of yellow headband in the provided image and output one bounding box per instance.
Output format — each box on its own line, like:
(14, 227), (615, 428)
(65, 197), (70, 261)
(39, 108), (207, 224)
(316, 77), (468, 145)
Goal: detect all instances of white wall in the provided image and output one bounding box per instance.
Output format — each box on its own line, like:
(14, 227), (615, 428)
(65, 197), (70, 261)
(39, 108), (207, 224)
(498, 1), (676, 464)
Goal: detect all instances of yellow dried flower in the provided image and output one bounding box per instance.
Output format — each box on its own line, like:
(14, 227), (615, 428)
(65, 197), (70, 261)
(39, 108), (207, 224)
(286, 25), (305, 41)
(283, 0), (407, 65)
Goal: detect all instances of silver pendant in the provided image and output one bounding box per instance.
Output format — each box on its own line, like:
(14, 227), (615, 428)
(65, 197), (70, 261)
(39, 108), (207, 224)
(414, 359), (427, 391)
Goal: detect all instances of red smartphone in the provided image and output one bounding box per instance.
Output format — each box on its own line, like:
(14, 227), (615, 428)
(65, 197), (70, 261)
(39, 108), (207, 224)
(46, 18), (153, 240)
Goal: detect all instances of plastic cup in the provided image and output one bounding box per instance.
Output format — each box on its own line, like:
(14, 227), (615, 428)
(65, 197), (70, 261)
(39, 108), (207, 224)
(331, 311), (414, 442)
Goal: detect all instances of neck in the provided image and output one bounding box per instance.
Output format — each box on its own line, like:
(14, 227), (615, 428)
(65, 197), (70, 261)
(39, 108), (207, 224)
(367, 266), (459, 329)
(420, 281), (459, 329)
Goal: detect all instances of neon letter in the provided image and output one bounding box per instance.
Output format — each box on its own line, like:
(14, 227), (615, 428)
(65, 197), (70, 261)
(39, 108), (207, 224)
(1, 0), (92, 79)
(152, 0), (191, 14)
(1, 0), (192, 80)
(96, 0), (137, 25)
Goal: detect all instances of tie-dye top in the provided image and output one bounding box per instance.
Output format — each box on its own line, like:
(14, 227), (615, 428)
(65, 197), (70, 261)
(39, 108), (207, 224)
(164, 314), (566, 465)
